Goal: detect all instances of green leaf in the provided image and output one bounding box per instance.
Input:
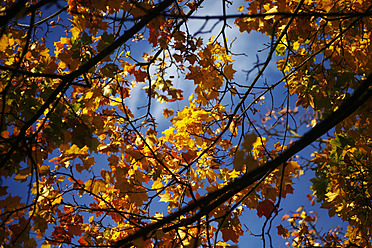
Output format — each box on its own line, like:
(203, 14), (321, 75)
(310, 171), (329, 202)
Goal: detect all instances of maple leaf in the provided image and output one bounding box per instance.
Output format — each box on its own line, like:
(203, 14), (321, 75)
(52, 226), (72, 243)
(159, 192), (173, 203)
(133, 69), (148, 82)
(221, 227), (240, 244)
(220, 219), (244, 244)
(257, 199), (276, 218)
(84, 179), (106, 195)
(276, 224), (290, 238)
(2, 0), (372, 247)
(163, 108), (174, 118)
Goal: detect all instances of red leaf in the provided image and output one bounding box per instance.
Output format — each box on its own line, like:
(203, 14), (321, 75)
(134, 69), (148, 82)
(221, 227), (240, 243)
(52, 226), (72, 243)
(256, 199), (276, 218)
(277, 224), (289, 238)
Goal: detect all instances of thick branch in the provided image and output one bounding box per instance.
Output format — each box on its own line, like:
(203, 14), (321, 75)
(114, 73), (372, 248)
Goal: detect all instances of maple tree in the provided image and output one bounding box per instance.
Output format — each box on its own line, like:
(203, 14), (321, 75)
(0, 0), (372, 247)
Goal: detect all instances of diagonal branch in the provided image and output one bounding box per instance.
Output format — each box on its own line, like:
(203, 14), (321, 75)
(0, 0), (176, 169)
(113, 73), (372, 248)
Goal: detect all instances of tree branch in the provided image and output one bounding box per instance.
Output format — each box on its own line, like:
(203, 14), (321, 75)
(114, 73), (372, 248)
(0, 0), (176, 169)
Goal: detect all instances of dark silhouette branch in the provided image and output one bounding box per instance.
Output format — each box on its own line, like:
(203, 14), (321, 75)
(0, 0), (177, 169)
(114, 73), (372, 247)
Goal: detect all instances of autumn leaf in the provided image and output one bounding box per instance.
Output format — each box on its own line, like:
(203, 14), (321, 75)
(242, 133), (257, 151)
(285, 160), (301, 175)
(152, 180), (163, 191)
(163, 108), (174, 118)
(276, 224), (289, 238)
(223, 64), (236, 80)
(84, 179), (106, 195)
(221, 227), (240, 244)
(220, 219), (244, 244)
(2, 0), (372, 247)
(159, 192), (172, 203)
(257, 199), (276, 218)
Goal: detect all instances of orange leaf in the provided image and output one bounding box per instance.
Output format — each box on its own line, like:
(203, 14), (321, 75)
(49, 157), (61, 164)
(162, 108), (174, 118)
(223, 64), (236, 80)
(1, 130), (9, 138)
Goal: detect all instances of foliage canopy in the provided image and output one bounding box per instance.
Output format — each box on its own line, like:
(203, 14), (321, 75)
(0, 0), (372, 247)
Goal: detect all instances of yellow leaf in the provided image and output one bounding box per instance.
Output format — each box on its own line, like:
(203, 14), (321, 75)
(162, 126), (175, 138)
(252, 137), (266, 159)
(205, 168), (216, 182)
(218, 54), (234, 63)
(296, 206), (304, 212)
(52, 193), (63, 205)
(0, 33), (14, 50)
(14, 167), (32, 181)
(71, 27), (81, 38)
(84, 179), (106, 195)
(264, 6), (278, 20)
(145, 131), (157, 149)
(322, 2), (333, 12)
(159, 193), (172, 203)
(325, 191), (339, 201)
(14, 173), (30, 181)
(85, 91), (94, 99)
(152, 180), (163, 191)
(292, 41), (301, 51)
(61, 144), (89, 162)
